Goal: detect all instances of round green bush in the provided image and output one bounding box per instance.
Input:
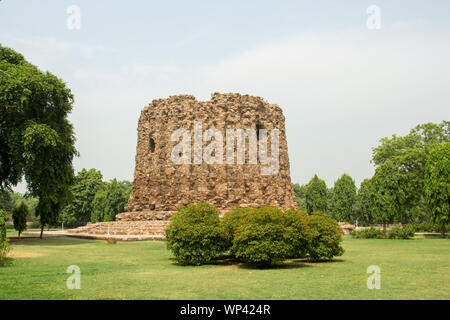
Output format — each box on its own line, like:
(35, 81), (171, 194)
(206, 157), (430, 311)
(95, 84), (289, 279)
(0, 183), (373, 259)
(230, 207), (297, 266)
(387, 225), (415, 239)
(350, 227), (386, 239)
(283, 209), (310, 258)
(165, 203), (230, 266)
(305, 211), (344, 261)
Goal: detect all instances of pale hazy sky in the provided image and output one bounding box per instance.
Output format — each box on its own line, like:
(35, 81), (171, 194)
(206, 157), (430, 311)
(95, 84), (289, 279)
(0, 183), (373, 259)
(1, 0), (449, 193)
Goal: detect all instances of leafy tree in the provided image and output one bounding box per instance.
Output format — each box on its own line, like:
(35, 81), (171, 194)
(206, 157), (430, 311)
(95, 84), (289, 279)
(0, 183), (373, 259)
(104, 179), (128, 221)
(0, 209), (10, 265)
(0, 189), (13, 215)
(7, 192), (39, 218)
(424, 143), (449, 238)
(91, 188), (108, 223)
(12, 201), (28, 237)
(91, 179), (130, 223)
(118, 180), (132, 205)
(353, 178), (375, 225)
(371, 161), (404, 230)
(0, 45), (78, 238)
(372, 121), (449, 219)
(292, 183), (306, 209)
(305, 175), (328, 214)
(118, 180), (132, 193)
(60, 169), (104, 226)
(330, 174), (356, 223)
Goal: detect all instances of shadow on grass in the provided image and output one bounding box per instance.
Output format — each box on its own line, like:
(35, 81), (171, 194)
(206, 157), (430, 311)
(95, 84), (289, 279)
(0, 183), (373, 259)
(168, 254), (334, 269)
(0, 257), (14, 267)
(293, 258), (346, 264)
(422, 234), (449, 239)
(8, 236), (94, 246)
(237, 261), (312, 270)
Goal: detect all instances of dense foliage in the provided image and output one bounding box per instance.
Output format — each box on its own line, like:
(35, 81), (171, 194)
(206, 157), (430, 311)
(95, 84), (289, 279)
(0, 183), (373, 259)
(283, 209), (310, 258)
(292, 121), (448, 232)
(424, 142), (449, 237)
(305, 211), (344, 261)
(350, 225), (415, 239)
(370, 161), (404, 229)
(60, 168), (104, 226)
(0, 210), (9, 265)
(12, 201), (28, 237)
(0, 45), (78, 238)
(229, 207), (297, 266)
(169, 204), (344, 267)
(90, 179), (131, 223)
(305, 175), (328, 214)
(330, 174), (356, 223)
(165, 203), (229, 265)
(292, 183), (307, 209)
(372, 121), (449, 222)
(387, 225), (415, 239)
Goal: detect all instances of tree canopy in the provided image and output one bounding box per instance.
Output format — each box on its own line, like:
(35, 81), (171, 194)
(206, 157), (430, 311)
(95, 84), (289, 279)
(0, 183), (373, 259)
(353, 178), (374, 225)
(424, 142), (449, 237)
(330, 174), (356, 223)
(0, 45), (78, 238)
(60, 168), (104, 226)
(292, 183), (306, 209)
(12, 201), (28, 237)
(370, 161), (405, 229)
(372, 121), (449, 216)
(91, 179), (131, 223)
(305, 175), (328, 214)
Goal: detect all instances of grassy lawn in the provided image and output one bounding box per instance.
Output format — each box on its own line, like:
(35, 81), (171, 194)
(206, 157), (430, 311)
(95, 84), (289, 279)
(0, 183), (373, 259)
(0, 236), (449, 300)
(6, 228), (62, 238)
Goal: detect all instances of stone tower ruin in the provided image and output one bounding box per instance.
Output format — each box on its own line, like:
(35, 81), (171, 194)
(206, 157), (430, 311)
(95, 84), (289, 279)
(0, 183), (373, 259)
(69, 93), (297, 240)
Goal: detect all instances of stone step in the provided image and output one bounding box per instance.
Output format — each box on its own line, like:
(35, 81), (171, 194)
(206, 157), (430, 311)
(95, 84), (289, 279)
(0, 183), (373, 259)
(66, 211), (177, 240)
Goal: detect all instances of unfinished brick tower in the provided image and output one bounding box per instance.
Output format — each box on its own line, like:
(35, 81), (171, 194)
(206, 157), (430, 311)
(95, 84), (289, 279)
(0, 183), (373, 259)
(69, 93), (297, 240)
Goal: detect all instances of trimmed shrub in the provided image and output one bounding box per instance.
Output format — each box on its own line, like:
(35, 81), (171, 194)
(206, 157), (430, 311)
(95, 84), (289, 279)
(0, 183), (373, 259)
(222, 207), (252, 237)
(387, 225), (415, 239)
(12, 201), (29, 237)
(283, 209), (310, 258)
(351, 225), (415, 239)
(0, 210), (10, 266)
(165, 203), (230, 265)
(230, 207), (296, 266)
(350, 227), (386, 239)
(305, 211), (344, 261)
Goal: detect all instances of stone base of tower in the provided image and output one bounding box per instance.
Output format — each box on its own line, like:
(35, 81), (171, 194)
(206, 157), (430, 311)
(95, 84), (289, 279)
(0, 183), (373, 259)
(66, 211), (175, 241)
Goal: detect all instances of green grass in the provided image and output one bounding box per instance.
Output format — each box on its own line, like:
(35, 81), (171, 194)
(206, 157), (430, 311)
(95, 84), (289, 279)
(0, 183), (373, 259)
(6, 229), (40, 238)
(0, 236), (449, 300)
(6, 228), (62, 238)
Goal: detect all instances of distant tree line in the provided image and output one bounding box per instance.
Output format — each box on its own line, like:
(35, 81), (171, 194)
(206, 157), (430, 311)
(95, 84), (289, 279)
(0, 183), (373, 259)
(60, 168), (132, 227)
(0, 168), (132, 229)
(293, 121), (449, 237)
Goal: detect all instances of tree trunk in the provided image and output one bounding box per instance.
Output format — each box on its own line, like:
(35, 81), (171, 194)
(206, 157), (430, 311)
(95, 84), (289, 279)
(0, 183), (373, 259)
(383, 223), (387, 231)
(441, 226), (446, 239)
(40, 225), (44, 239)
